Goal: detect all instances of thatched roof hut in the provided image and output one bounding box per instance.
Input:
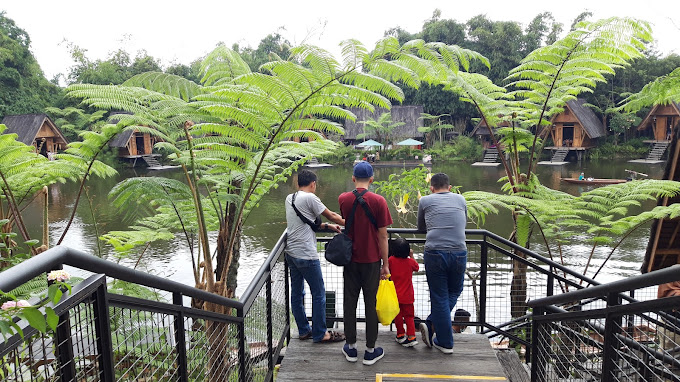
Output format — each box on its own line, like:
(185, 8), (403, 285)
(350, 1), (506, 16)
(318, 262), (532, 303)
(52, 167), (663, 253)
(108, 113), (157, 157)
(549, 99), (606, 147)
(641, 124), (680, 273)
(636, 102), (680, 141)
(343, 106), (424, 142)
(1, 113), (68, 157)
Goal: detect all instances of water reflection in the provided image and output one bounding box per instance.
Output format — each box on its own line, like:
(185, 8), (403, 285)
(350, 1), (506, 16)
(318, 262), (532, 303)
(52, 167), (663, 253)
(20, 159), (664, 295)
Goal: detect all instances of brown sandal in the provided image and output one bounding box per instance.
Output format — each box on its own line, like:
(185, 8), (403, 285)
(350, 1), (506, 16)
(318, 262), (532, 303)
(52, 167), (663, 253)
(316, 330), (346, 343)
(299, 331), (312, 340)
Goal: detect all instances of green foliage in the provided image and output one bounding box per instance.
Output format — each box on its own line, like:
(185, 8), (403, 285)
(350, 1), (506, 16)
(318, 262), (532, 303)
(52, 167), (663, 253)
(66, 39), (427, 294)
(374, 166), (431, 227)
(319, 143), (358, 163)
(618, 66), (680, 112)
(44, 106), (108, 142)
(418, 112), (455, 145)
(0, 280), (72, 340)
(357, 112), (405, 145)
(0, 12), (61, 117)
(381, 147), (419, 161)
(0, 124), (86, 206)
(588, 138), (649, 160)
(506, 17), (651, 131)
(233, 33), (292, 72)
(66, 45), (162, 85)
(424, 136), (482, 162)
(470, 179), (680, 278)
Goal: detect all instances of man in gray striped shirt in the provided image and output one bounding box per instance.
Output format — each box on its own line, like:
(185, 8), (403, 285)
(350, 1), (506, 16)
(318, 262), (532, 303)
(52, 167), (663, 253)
(417, 173), (467, 354)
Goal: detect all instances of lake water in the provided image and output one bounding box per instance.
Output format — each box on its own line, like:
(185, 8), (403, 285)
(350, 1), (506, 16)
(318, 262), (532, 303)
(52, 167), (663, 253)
(22, 158), (665, 296)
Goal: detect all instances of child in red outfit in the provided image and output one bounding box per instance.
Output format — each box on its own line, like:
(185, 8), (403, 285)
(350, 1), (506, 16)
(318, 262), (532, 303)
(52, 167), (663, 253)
(388, 238), (420, 347)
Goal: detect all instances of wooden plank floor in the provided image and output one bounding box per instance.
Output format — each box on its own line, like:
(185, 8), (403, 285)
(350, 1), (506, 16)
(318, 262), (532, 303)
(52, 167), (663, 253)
(277, 329), (508, 381)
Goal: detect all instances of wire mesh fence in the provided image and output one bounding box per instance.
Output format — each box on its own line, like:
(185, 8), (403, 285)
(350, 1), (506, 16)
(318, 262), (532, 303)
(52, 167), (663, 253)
(0, 243), (288, 382)
(2, 232), (676, 381)
(532, 284), (680, 381)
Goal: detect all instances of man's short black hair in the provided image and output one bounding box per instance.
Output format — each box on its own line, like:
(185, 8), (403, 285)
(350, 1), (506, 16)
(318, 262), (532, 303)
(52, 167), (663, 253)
(389, 237), (410, 258)
(430, 173), (450, 190)
(454, 309), (471, 319)
(297, 169), (317, 187)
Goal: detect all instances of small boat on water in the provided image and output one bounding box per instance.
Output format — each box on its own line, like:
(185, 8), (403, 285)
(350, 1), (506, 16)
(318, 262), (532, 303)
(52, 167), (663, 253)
(561, 178), (628, 185)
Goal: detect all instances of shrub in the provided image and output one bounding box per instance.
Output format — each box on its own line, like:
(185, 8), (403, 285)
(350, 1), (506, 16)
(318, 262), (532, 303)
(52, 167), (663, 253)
(320, 143), (358, 163)
(589, 138), (649, 160)
(425, 136), (482, 162)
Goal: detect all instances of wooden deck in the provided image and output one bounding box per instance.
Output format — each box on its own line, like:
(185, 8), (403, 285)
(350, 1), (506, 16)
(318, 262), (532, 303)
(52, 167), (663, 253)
(277, 330), (508, 381)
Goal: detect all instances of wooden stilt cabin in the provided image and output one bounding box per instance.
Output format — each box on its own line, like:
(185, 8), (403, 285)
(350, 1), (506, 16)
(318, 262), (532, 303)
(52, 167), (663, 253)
(1, 114), (68, 157)
(549, 99), (606, 148)
(471, 119), (510, 149)
(641, 124), (680, 273)
(109, 129), (154, 157)
(636, 102), (679, 142)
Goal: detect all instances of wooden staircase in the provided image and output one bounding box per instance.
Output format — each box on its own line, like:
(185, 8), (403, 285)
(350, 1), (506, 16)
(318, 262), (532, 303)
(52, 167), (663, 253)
(550, 148), (569, 162)
(646, 142), (669, 161)
(482, 149), (499, 163)
(142, 155), (161, 167)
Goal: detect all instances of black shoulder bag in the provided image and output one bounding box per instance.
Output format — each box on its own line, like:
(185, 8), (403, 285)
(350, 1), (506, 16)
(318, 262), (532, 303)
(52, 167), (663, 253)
(291, 192), (322, 231)
(324, 189), (378, 266)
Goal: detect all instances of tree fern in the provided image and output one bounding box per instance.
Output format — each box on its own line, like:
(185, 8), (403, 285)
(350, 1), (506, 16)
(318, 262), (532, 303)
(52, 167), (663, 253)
(618, 67), (680, 111)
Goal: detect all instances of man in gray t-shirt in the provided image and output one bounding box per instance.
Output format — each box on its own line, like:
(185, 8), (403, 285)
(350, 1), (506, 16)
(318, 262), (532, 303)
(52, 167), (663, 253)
(285, 170), (345, 343)
(417, 173), (467, 354)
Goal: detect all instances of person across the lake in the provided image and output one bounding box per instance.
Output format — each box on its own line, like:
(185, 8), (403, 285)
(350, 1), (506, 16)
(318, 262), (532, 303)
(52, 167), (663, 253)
(388, 237), (420, 347)
(285, 169), (346, 343)
(417, 172), (468, 354)
(338, 161), (392, 365)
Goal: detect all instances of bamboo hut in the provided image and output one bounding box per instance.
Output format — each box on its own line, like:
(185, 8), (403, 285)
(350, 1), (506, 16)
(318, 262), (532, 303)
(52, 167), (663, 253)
(1, 114), (68, 157)
(343, 106), (424, 146)
(641, 124), (680, 273)
(636, 102), (679, 142)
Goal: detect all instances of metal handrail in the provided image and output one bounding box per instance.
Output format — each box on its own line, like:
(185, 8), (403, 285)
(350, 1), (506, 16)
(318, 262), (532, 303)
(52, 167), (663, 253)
(240, 230), (287, 313)
(0, 245), (242, 310)
(529, 264), (680, 308)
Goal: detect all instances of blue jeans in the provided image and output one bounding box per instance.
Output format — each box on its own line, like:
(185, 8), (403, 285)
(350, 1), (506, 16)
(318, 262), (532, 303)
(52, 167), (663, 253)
(424, 249), (467, 348)
(286, 255), (327, 342)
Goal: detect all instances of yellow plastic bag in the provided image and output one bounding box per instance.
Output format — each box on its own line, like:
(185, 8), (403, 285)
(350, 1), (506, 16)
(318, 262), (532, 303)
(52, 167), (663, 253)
(376, 278), (400, 326)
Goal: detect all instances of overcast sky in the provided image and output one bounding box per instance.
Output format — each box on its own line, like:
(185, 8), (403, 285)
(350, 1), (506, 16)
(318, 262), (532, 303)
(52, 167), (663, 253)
(3, 1), (679, 84)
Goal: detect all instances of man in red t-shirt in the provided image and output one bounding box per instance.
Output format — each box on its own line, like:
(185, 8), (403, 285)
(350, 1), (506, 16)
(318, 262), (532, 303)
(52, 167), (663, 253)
(338, 161), (392, 366)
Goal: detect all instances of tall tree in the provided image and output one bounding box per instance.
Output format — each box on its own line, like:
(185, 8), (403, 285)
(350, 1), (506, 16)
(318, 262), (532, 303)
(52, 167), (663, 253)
(65, 39), (440, 379)
(0, 12), (61, 118)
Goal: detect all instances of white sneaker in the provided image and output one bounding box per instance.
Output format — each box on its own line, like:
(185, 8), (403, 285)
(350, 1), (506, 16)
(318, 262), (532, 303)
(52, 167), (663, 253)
(432, 334), (453, 354)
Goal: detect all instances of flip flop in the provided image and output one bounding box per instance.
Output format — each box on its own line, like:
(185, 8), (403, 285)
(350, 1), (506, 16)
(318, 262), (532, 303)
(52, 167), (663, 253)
(299, 331), (312, 340)
(316, 330), (345, 343)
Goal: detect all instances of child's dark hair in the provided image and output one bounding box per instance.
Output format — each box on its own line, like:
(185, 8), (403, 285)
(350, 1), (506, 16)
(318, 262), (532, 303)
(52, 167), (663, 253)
(389, 237), (410, 258)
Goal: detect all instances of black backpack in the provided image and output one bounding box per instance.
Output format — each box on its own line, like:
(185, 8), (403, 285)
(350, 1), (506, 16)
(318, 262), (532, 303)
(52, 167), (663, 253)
(324, 189), (378, 266)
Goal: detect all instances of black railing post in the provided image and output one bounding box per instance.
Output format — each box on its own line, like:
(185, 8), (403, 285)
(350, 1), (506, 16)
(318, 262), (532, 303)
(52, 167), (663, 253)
(531, 306), (546, 382)
(238, 308), (247, 382)
(601, 292), (622, 381)
(547, 272), (554, 297)
(55, 307), (76, 381)
(266, 272), (273, 374)
(92, 278), (115, 382)
(173, 292), (188, 382)
(479, 236), (488, 330)
(284, 257), (291, 344)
